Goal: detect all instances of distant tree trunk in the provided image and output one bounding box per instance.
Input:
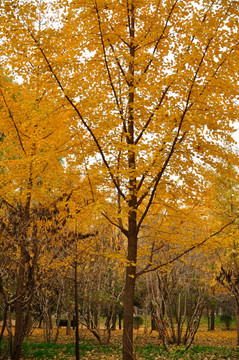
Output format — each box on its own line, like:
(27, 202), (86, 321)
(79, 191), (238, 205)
(94, 310), (99, 329)
(38, 316), (43, 328)
(54, 293), (63, 343)
(48, 307), (53, 331)
(27, 312), (33, 333)
(112, 312), (117, 331)
(210, 306), (215, 331)
(207, 308), (210, 331)
(66, 312), (72, 336)
(0, 301), (9, 359)
(119, 313), (122, 330)
(6, 307), (13, 359)
(151, 315), (157, 332)
(72, 315), (76, 330)
(0, 302), (8, 346)
(235, 301), (239, 345)
(207, 297), (215, 331)
(74, 260), (80, 360)
(43, 297), (53, 342)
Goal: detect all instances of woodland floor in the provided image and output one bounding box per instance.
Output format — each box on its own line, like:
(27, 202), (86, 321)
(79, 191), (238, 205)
(25, 327), (239, 347)
(13, 325), (239, 360)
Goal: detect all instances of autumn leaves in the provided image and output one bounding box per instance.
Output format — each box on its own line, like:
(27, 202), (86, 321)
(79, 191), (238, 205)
(0, 1), (239, 360)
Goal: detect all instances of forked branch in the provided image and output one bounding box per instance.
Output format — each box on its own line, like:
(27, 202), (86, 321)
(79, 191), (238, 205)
(136, 216), (239, 277)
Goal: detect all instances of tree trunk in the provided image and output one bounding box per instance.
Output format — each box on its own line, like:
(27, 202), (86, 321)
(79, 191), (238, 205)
(0, 302), (8, 346)
(119, 313), (122, 330)
(12, 248), (27, 360)
(123, 231), (137, 360)
(123, 267), (136, 360)
(151, 315), (157, 332)
(210, 306), (215, 331)
(74, 261), (80, 360)
(66, 312), (72, 336)
(112, 312), (117, 331)
(235, 300), (239, 345)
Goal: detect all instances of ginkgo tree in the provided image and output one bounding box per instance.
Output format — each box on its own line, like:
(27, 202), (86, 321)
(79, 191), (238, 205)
(1, 1), (239, 359)
(0, 71), (61, 359)
(0, 67), (96, 359)
(207, 162), (239, 345)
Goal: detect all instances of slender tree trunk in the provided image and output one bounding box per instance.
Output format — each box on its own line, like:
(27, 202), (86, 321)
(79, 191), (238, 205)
(123, 231), (137, 360)
(74, 261), (80, 360)
(12, 248), (27, 360)
(123, 1), (137, 357)
(54, 292), (63, 343)
(112, 312), (117, 331)
(235, 300), (239, 345)
(12, 175), (33, 360)
(123, 271), (136, 360)
(0, 303), (8, 345)
(0, 301), (9, 358)
(119, 313), (122, 330)
(151, 315), (156, 332)
(66, 312), (72, 336)
(210, 306), (215, 331)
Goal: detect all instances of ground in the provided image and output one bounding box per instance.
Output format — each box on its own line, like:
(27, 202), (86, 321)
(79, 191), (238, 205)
(2, 323), (239, 359)
(19, 327), (239, 359)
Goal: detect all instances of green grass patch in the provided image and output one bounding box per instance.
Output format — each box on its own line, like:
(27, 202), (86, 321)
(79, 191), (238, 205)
(137, 344), (239, 359)
(199, 316), (237, 330)
(21, 339), (121, 359)
(21, 340), (239, 360)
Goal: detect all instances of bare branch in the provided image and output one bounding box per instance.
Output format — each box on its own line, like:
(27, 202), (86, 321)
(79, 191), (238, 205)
(19, 13), (126, 201)
(94, 1), (126, 132)
(0, 87), (26, 154)
(101, 212), (128, 236)
(136, 216), (239, 277)
(140, 0), (179, 76)
(135, 85), (171, 145)
(136, 35), (214, 230)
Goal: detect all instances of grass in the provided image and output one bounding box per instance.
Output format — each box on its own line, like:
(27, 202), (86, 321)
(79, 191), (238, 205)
(137, 344), (239, 359)
(199, 315), (237, 330)
(21, 340), (121, 359)
(20, 340), (239, 360)
(2, 317), (238, 359)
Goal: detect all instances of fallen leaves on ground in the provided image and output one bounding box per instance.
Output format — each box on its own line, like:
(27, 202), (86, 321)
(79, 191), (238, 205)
(195, 330), (238, 348)
(26, 328), (238, 348)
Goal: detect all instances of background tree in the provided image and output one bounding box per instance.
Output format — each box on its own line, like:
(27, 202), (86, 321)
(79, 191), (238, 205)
(0, 68), (92, 359)
(147, 252), (212, 351)
(207, 162), (239, 344)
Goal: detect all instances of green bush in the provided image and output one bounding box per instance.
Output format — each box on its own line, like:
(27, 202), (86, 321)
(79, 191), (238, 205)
(133, 316), (143, 329)
(219, 314), (232, 330)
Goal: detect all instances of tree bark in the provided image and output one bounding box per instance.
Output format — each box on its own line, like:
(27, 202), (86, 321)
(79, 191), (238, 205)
(235, 300), (239, 345)
(123, 231), (137, 360)
(74, 261), (80, 360)
(112, 312), (117, 331)
(210, 306), (215, 331)
(123, 2), (137, 358)
(12, 248), (28, 360)
(66, 312), (72, 336)
(119, 313), (122, 330)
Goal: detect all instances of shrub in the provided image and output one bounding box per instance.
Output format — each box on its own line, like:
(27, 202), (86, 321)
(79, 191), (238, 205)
(133, 316), (143, 330)
(219, 314), (232, 330)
